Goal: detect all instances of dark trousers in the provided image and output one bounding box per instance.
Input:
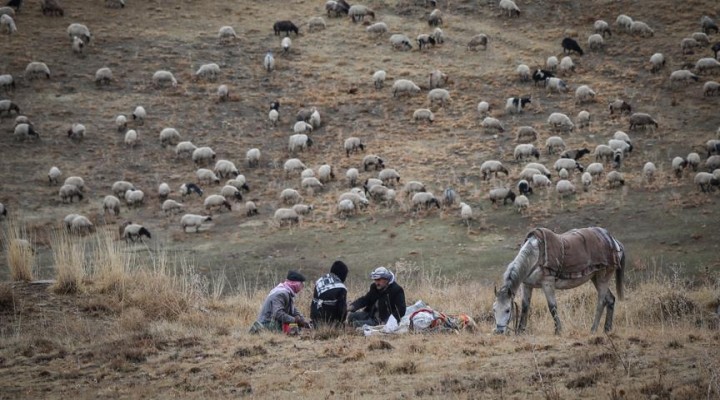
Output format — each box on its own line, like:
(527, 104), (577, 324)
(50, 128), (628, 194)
(348, 311), (380, 328)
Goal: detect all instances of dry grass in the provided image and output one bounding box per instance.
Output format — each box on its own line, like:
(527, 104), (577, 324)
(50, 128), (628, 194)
(2, 217), (35, 282)
(49, 228), (86, 294)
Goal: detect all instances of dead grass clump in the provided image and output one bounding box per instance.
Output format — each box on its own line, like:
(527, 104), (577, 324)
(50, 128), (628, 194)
(566, 370), (602, 389)
(2, 217), (35, 282)
(50, 228), (87, 294)
(119, 307), (148, 332)
(367, 339), (394, 351)
(634, 286), (698, 323)
(0, 283), (15, 312)
(234, 345), (267, 358)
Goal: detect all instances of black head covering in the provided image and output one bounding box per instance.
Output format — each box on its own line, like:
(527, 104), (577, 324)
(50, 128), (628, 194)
(286, 270), (306, 282)
(330, 260), (348, 283)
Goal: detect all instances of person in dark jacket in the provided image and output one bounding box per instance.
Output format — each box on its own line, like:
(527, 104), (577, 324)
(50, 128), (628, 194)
(347, 266), (406, 328)
(310, 260), (349, 328)
(249, 270), (310, 334)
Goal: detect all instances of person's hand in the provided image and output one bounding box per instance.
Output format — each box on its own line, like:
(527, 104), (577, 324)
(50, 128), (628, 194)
(294, 316), (309, 328)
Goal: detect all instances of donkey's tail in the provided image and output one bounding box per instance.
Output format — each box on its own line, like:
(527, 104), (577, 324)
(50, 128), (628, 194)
(616, 248), (625, 301)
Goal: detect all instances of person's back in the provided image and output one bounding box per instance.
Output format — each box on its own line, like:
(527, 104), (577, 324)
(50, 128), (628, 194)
(311, 261), (348, 327)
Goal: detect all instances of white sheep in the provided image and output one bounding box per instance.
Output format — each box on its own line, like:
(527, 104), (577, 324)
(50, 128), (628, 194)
(70, 36), (86, 56)
(226, 176), (249, 192)
(246, 148), (261, 167)
(546, 56), (559, 71)
(532, 174), (552, 187)
(293, 121), (313, 134)
(62, 213), (79, 230)
(587, 34), (605, 51)
(67, 23), (91, 43)
(280, 188), (302, 205)
(558, 168), (569, 180)
(281, 37), (291, 54)
(152, 70), (178, 88)
(115, 115), (127, 132)
(180, 214), (212, 233)
(516, 64), (530, 82)
(348, 4), (375, 22)
(687, 152), (701, 171)
(363, 154), (385, 171)
(125, 189), (145, 206)
(704, 81), (720, 97)
(344, 137), (365, 157)
(695, 58), (720, 74)
(274, 208), (300, 225)
(59, 184), (83, 203)
(545, 136), (566, 155)
(694, 172), (720, 192)
(292, 204), (314, 216)
(516, 126), (538, 143)
(337, 199), (356, 217)
(630, 21), (654, 37)
(481, 117), (504, 133)
(196, 168), (220, 184)
(124, 129), (138, 147)
(706, 155), (720, 171)
(412, 192), (441, 209)
(392, 79), (421, 97)
(554, 158), (584, 174)
(575, 85), (596, 104)
(577, 110), (590, 128)
(467, 34), (488, 51)
(158, 182), (171, 200)
(159, 127), (180, 147)
(514, 144), (539, 161)
(102, 195), (121, 215)
(547, 112), (574, 132)
(195, 63), (220, 81)
(214, 160), (239, 178)
(643, 162), (656, 183)
(556, 180), (576, 197)
(489, 188), (516, 205)
(670, 70), (700, 86)
(390, 34), (412, 50)
(302, 177), (324, 192)
(378, 168), (400, 186)
(0, 74), (14, 91)
(413, 108), (434, 123)
(606, 171), (625, 187)
(615, 14), (633, 32)
(47, 166), (61, 185)
(245, 201), (258, 216)
(477, 101), (490, 115)
(681, 38), (700, 55)
(545, 77), (568, 93)
(431, 27), (444, 44)
(192, 147), (216, 165)
(338, 192), (369, 208)
(122, 224), (152, 243)
(429, 70), (448, 89)
(459, 202), (473, 225)
(284, 158), (306, 176)
(218, 26), (238, 43)
(70, 215), (94, 234)
(269, 109), (279, 127)
(289, 134), (313, 153)
(309, 109), (321, 129)
(204, 194), (232, 212)
(498, 0), (520, 17)
(559, 56), (575, 75)
(514, 195), (529, 213)
(217, 84), (229, 102)
(346, 168), (359, 187)
(581, 172), (593, 191)
(0, 14), (16, 35)
(594, 20), (611, 37)
(308, 16), (326, 32)
(318, 164), (334, 183)
(479, 160), (508, 180)
(608, 139), (631, 157)
(263, 52), (275, 73)
(25, 62), (51, 80)
(112, 181), (134, 197)
(132, 106), (146, 125)
(628, 113), (658, 130)
(672, 157), (687, 178)
(176, 141), (197, 158)
(519, 168), (542, 181)
(692, 32), (710, 46)
(67, 123), (85, 142)
(373, 70), (386, 89)
(13, 123), (39, 141)
(649, 53), (665, 73)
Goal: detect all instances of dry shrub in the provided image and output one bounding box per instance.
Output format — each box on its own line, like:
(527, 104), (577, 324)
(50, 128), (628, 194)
(50, 228), (86, 294)
(2, 217), (35, 282)
(119, 307), (147, 331)
(629, 282), (698, 324)
(90, 228), (130, 294)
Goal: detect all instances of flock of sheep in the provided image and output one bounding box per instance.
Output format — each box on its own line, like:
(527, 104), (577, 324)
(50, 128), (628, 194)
(1, 0), (719, 251)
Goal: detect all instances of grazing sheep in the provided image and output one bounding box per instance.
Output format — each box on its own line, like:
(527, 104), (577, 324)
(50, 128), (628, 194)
(158, 182), (171, 200)
(196, 168), (220, 185)
(91, 68), (114, 87)
(71, 36), (85, 55)
(558, 56), (575, 75)
(403, 181), (426, 197)
(431, 27), (444, 44)
(105, 0), (125, 8)
(41, 0), (64, 16)
(516, 64), (531, 82)
(372, 70), (386, 89)
(0, 6), (14, 17)
(519, 168), (543, 181)
(192, 147), (216, 165)
(274, 208), (300, 225)
(577, 110), (590, 128)
(704, 81), (720, 96)
(309, 109), (321, 129)
(268, 108), (279, 127)
(581, 172), (592, 191)
(226, 176), (250, 192)
(417, 34), (436, 50)
(489, 188), (516, 205)
(289, 134), (313, 153)
(344, 137), (365, 156)
(514, 144), (540, 161)
(62, 177), (84, 193)
(70, 215), (94, 234)
(181, 214), (212, 233)
(481, 117), (505, 133)
(429, 70), (448, 89)
(292, 204), (314, 217)
(694, 172), (719, 192)
(628, 113), (658, 130)
(0, 74), (14, 91)
(545, 136), (566, 155)
(412, 192), (441, 210)
(616, 15), (633, 32)
(293, 121), (313, 134)
(526, 162), (554, 179)
(0, 14), (15, 35)
(413, 108), (435, 123)
(606, 171), (625, 187)
(123, 224), (152, 243)
(427, 8), (442, 26)
(263, 52), (275, 73)
(59, 184), (83, 203)
(630, 21), (654, 37)
(339, 191), (369, 208)
(701, 16), (719, 35)
(516, 126), (538, 143)
(555, 180), (576, 197)
(547, 112), (574, 133)
(308, 16), (326, 32)
(392, 79), (421, 97)
(514, 195), (529, 213)
(467, 34), (488, 51)
(554, 158), (584, 174)
(302, 177), (324, 192)
(111, 181), (134, 198)
(214, 160), (239, 179)
(681, 38), (700, 55)
(517, 180), (533, 196)
(479, 160), (509, 180)
(390, 34), (412, 50)
(158, 127), (180, 147)
(686, 152), (701, 172)
(588, 34), (604, 51)
(363, 154), (385, 171)
(649, 53), (665, 73)
(672, 157), (688, 178)
(246, 148), (261, 168)
(281, 37), (291, 54)
(101, 195), (121, 216)
(25, 62), (51, 80)
(204, 194), (232, 212)
(574, 86), (595, 105)
(337, 198), (356, 217)
(317, 164), (335, 183)
(124, 189), (145, 206)
(458, 202), (473, 224)
(594, 20), (611, 37)
(218, 26), (238, 43)
(346, 168), (359, 187)
(643, 162), (656, 183)
(131, 106), (146, 126)
(349, 5), (375, 22)
(195, 63), (220, 81)
(67, 23), (91, 44)
(280, 188), (303, 205)
(124, 129), (137, 147)
(546, 56), (559, 71)
(670, 70), (699, 85)
(176, 141), (197, 158)
(378, 168), (400, 186)
(706, 155), (720, 171)
(545, 77), (568, 93)
(608, 139), (631, 157)
(245, 201), (258, 217)
(705, 140), (720, 157)
(48, 166), (61, 185)
(505, 96), (531, 114)
(532, 174), (552, 188)
(608, 99), (632, 115)
(613, 130), (633, 148)
(428, 88), (450, 107)
(152, 70), (177, 88)
(562, 38), (584, 56)
(326, 0), (349, 17)
(0, 100), (19, 117)
(477, 101), (490, 115)
(498, 0), (520, 17)
(273, 20), (299, 36)
(217, 84), (229, 102)
(180, 183), (204, 199)
(284, 158), (307, 176)
(532, 69), (555, 87)
(695, 58), (720, 74)
(67, 123), (85, 142)
(560, 148), (591, 161)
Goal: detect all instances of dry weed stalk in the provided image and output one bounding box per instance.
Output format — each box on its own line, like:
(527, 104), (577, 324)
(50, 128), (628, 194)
(2, 217), (35, 282)
(50, 227), (87, 294)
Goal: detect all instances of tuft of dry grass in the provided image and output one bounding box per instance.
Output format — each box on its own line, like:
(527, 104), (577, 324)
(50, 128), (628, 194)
(50, 228), (86, 294)
(2, 217), (35, 282)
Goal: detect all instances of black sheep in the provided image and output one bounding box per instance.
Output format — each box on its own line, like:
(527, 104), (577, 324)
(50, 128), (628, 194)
(560, 148), (591, 161)
(561, 37), (584, 56)
(712, 42), (720, 60)
(6, 0), (21, 10)
(532, 69), (554, 86)
(273, 20), (299, 37)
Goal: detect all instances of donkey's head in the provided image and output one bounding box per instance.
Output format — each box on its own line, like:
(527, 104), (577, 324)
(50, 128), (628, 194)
(492, 285), (515, 334)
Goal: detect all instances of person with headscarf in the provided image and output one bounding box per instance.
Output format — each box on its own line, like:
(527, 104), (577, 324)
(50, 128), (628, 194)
(347, 266), (406, 328)
(310, 260), (349, 327)
(249, 270), (310, 334)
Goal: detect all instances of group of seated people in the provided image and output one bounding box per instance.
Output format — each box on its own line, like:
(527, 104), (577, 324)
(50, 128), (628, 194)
(249, 261), (405, 334)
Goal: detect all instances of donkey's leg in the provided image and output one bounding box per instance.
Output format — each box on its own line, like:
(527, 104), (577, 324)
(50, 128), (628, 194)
(603, 290), (616, 333)
(518, 283), (533, 333)
(590, 271), (614, 333)
(541, 282), (562, 334)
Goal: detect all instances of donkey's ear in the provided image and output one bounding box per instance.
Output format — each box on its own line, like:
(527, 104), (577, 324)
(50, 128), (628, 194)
(494, 284), (497, 296)
(505, 287), (514, 297)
